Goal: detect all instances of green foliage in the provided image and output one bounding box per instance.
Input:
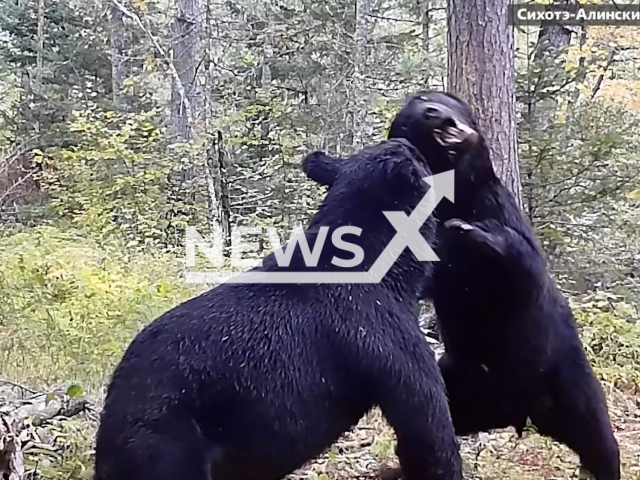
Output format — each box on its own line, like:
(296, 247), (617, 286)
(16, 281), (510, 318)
(574, 297), (640, 390)
(66, 383), (83, 397)
(0, 0), (111, 139)
(216, 95), (327, 229)
(0, 225), (195, 391)
(516, 33), (640, 302)
(41, 108), (207, 246)
(522, 99), (640, 217)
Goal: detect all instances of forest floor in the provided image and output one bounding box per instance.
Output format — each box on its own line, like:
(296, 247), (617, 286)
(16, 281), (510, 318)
(2, 297), (639, 479)
(3, 348), (640, 479)
(292, 388), (640, 480)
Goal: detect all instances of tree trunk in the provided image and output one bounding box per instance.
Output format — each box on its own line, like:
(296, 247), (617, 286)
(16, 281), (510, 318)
(259, 5), (272, 150)
(36, 0), (45, 87)
(532, 1), (574, 63)
(205, 131), (231, 249)
(352, 0), (371, 151)
(566, 25), (587, 113)
(420, 0), (431, 86)
(109, 0), (131, 111)
(528, 0), (574, 130)
(202, 0), (228, 246)
(447, 0), (522, 206)
(170, 0), (200, 142)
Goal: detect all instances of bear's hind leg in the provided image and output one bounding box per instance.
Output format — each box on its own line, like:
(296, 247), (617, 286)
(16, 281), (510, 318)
(531, 362), (620, 480)
(374, 349), (464, 480)
(439, 353), (520, 436)
(95, 418), (215, 480)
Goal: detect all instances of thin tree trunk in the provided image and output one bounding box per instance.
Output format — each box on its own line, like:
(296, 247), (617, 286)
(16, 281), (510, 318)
(170, 0), (200, 142)
(590, 48), (621, 101)
(109, 0), (130, 111)
(447, 0), (522, 206)
(566, 25), (587, 113)
(260, 5), (272, 148)
(205, 131), (231, 248)
(203, 0), (228, 247)
(112, 0), (195, 132)
(528, 0), (574, 130)
(36, 0), (45, 86)
(352, 0), (371, 150)
(420, 0), (431, 86)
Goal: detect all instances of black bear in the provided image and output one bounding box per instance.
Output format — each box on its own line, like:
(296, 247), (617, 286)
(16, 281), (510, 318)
(386, 91), (620, 480)
(94, 138), (464, 480)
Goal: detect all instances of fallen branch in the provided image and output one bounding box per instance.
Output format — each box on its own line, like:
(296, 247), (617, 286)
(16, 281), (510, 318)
(12, 396), (88, 428)
(0, 380), (38, 396)
(0, 387), (90, 480)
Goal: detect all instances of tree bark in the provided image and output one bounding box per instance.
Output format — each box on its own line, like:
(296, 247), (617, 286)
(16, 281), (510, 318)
(36, 0), (45, 86)
(352, 0), (371, 150)
(532, 2), (574, 64)
(109, 0), (131, 111)
(528, 0), (574, 130)
(447, 0), (522, 206)
(259, 5), (272, 148)
(111, 0), (195, 134)
(205, 132), (231, 248)
(170, 0), (200, 142)
(566, 25), (587, 113)
(202, 0), (228, 246)
(420, 0), (431, 86)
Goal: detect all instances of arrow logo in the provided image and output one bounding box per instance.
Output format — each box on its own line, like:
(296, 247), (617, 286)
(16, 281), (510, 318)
(185, 170), (454, 284)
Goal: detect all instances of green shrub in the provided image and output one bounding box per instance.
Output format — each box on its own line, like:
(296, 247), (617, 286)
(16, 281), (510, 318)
(574, 297), (640, 391)
(0, 225), (196, 392)
(40, 109), (207, 247)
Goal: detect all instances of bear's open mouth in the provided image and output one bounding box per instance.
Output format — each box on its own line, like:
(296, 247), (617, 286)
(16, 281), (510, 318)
(432, 121), (477, 147)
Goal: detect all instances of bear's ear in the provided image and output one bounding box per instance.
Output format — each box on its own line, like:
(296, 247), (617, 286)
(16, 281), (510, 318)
(302, 151), (343, 187)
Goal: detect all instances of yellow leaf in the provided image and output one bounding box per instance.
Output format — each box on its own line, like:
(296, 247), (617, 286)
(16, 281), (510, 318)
(131, 0), (147, 11)
(627, 189), (640, 200)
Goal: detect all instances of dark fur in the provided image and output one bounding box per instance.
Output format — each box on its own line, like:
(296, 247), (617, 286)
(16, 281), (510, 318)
(94, 139), (464, 480)
(387, 91), (620, 480)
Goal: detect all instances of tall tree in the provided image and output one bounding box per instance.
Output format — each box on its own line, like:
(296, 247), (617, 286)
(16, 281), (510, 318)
(447, 0), (522, 205)
(109, 0), (131, 111)
(35, 0), (44, 87)
(420, 0), (432, 86)
(170, 0), (200, 141)
(203, 0), (230, 247)
(527, 0), (575, 130)
(352, 0), (371, 150)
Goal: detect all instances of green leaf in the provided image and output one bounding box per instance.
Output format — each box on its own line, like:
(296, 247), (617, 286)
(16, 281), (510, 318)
(66, 383), (84, 397)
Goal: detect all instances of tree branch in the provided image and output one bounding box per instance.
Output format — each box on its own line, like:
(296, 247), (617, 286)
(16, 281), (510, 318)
(111, 0), (194, 137)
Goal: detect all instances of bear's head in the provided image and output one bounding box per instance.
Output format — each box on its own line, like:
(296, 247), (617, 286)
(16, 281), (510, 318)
(297, 138), (436, 287)
(303, 138), (433, 230)
(388, 91), (494, 181)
